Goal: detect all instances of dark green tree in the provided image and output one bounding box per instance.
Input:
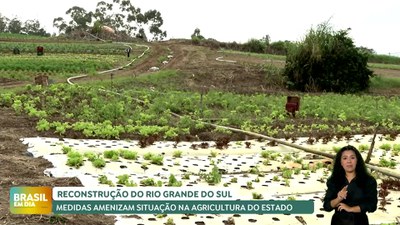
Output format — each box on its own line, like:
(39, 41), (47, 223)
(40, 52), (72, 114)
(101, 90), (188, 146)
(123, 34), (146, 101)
(242, 38), (266, 53)
(7, 17), (22, 34)
(56, 0), (166, 41)
(53, 17), (69, 34)
(66, 6), (93, 30)
(0, 14), (9, 32)
(23, 19), (49, 36)
(268, 40), (294, 55)
(284, 22), (374, 93)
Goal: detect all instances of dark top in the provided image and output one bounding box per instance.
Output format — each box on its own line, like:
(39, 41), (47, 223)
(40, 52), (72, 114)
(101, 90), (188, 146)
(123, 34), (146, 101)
(323, 175), (378, 225)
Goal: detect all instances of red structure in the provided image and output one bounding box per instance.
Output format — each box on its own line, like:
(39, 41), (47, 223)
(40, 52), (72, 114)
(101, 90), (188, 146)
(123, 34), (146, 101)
(37, 46), (44, 56)
(285, 96), (300, 117)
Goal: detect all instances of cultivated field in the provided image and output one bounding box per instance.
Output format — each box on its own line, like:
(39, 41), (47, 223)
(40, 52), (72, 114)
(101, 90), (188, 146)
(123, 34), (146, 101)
(1, 34), (400, 225)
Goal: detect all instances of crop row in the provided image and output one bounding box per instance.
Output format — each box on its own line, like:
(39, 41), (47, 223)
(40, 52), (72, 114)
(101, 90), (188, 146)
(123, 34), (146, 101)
(0, 42), (130, 55)
(0, 54), (126, 74)
(1, 83), (400, 140)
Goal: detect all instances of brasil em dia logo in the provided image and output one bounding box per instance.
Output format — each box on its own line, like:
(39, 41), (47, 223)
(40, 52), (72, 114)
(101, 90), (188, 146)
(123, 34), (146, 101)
(10, 187), (52, 214)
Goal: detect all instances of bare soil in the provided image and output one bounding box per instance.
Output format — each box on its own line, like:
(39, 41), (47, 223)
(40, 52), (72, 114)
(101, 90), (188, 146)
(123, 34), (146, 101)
(0, 39), (399, 224)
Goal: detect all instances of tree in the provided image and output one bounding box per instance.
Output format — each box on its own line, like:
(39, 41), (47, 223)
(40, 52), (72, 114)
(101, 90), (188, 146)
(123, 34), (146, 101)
(242, 38), (266, 53)
(8, 18), (23, 34)
(53, 17), (69, 34)
(191, 28), (204, 44)
(268, 40), (294, 55)
(55, 0), (167, 41)
(66, 6), (93, 30)
(263, 34), (271, 46)
(23, 19), (49, 36)
(112, 0), (166, 41)
(0, 14), (9, 32)
(284, 22), (374, 93)
(144, 10), (166, 41)
(192, 28), (201, 38)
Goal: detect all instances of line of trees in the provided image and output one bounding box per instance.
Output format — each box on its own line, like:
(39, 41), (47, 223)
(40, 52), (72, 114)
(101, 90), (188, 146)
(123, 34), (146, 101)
(0, 13), (50, 36)
(53, 0), (167, 41)
(1, 0), (167, 41)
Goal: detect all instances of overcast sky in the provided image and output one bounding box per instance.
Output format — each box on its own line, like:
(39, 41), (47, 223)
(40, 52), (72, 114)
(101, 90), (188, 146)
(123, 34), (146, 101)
(1, 0), (399, 55)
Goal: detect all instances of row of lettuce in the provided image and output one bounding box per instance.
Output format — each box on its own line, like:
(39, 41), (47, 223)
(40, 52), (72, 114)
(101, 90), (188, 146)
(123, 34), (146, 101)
(1, 83), (400, 141)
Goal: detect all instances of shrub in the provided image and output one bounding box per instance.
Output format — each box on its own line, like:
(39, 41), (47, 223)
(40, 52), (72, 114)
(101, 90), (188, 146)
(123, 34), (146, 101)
(284, 21), (373, 93)
(242, 38), (266, 53)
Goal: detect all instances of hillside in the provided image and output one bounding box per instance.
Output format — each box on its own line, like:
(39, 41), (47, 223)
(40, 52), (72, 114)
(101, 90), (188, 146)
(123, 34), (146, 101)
(68, 39), (400, 95)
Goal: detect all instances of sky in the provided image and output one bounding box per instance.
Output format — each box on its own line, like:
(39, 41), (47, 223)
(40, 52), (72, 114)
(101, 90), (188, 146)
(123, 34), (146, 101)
(1, 0), (399, 55)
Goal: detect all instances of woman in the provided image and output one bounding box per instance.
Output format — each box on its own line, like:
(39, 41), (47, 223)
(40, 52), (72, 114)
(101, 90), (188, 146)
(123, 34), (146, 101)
(323, 145), (378, 225)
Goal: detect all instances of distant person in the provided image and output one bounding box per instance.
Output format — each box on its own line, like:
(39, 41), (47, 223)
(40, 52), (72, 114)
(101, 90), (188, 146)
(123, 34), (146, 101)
(323, 145), (377, 225)
(126, 47), (131, 58)
(13, 47), (20, 54)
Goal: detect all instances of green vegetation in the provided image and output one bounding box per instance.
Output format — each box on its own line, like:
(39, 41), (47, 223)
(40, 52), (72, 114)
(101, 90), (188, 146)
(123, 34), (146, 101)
(2, 8), (399, 225)
(252, 192), (263, 199)
(172, 150), (183, 158)
(368, 54), (400, 65)
(142, 153), (164, 165)
(103, 150), (120, 161)
(119, 150), (138, 160)
(92, 157), (106, 168)
(284, 22), (373, 93)
(0, 38), (147, 86)
(168, 174), (182, 187)
(66, 151), (84, 168)
(61, 146), (72, 154)
(282, 168), (293, 179)
(380, 143), (392, 151)
(98, 175), (114, 186)
(116, 174), (130, 185)
(140, 178), (161, 187)
(221, 50), (286, 61)
(165, 218), (175, 225)
(379, 158), (397, 168)
(1, 31), (400, 146)
(0, 42), (128, 54)
(202, 165), (222, 185)
(370, 76), (400, 89)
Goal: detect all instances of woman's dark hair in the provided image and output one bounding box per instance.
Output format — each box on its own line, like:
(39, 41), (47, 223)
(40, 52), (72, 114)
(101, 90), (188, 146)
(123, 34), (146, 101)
(328, 145), (371, 188)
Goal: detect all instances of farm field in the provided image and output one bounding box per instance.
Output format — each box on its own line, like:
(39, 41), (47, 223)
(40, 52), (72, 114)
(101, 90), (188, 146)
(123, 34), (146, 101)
(1, 35), (400, 225)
